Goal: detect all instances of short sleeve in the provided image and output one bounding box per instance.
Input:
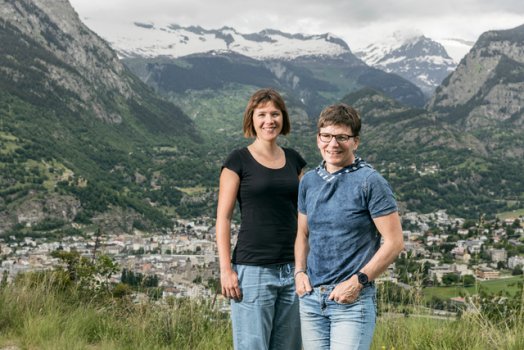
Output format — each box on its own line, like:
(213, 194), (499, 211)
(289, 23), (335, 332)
(365, 172), (398, 218)
(297, 174), (308, 215)
(284, 147), (307, 174)
(222, 149), (243, 176)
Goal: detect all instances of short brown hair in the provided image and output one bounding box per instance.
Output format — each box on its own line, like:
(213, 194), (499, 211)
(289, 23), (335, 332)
(317, 103), (361, 137)
(243, 88), (291, 137)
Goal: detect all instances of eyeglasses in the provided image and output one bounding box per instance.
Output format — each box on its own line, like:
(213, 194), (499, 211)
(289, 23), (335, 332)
(318, 133), (355, 143)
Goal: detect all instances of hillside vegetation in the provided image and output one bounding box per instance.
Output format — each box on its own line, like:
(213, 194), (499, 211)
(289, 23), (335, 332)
(0, 259), (522, 350)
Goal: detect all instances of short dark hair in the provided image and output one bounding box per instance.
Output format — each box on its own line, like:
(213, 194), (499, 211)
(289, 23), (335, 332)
(243, 88), (291, 137)
(317, 103), (361, 137)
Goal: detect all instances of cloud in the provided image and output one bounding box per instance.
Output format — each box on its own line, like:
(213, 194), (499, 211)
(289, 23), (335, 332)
(70, 0), (524, 51)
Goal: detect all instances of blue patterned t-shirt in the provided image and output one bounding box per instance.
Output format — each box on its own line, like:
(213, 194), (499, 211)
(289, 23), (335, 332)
(298, 157), (398, 287)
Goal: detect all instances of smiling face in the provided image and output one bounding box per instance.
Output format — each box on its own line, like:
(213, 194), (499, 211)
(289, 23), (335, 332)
(317, 123), (359, 173)
(252, 101), (283, 141)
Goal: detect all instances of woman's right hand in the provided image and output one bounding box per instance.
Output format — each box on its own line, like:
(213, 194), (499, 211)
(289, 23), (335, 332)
(295, 271), (313, 297)
(220, 268), (242, 301)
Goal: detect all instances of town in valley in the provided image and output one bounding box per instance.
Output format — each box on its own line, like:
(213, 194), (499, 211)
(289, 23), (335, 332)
(1, 210), (523, 313)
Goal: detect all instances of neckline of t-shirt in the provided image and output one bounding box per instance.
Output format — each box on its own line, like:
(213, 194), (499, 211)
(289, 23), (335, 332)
(315, 157), (368, 182)
(244, 147), (288, 170)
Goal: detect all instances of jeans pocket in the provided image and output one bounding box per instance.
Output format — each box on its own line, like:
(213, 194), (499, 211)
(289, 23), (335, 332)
(332, 298), (358, 306)
(298, 291), (312, 299)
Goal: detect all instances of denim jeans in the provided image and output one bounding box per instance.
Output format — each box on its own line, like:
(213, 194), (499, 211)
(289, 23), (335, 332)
(230, 263), (301, 350)
(299, 284), (377, 350)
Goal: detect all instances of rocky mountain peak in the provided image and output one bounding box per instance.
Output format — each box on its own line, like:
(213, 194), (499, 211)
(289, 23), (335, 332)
(426, 23), (524, 158)
(1, 0), (134, 122)
(394, 36), (450, 59)
(476, 23), (524, 47)
(356, 33), (456, 97)
(428, 23), (524, 117)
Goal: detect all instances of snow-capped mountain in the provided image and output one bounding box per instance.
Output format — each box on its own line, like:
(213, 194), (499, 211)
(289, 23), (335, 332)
(356, 33), (458, 96)
(85, 22), (351, 60)
(77, 19), (428, 106)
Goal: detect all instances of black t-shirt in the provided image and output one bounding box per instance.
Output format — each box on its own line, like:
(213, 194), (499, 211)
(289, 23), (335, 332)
(223, 147), (306, 265)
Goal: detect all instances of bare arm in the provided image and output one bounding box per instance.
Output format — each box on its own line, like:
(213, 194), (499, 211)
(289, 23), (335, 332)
(215, 168), (242, 300)
(294, 212), (312, 296)
(360, 212), (404, 280)
(329, 211), (404, 303)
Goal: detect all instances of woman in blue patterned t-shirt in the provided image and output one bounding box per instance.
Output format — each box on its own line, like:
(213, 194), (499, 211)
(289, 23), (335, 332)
(294, 103), (404, 350)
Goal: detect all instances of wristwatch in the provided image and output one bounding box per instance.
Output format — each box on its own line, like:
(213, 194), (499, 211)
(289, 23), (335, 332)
(356, 271), (369, 286)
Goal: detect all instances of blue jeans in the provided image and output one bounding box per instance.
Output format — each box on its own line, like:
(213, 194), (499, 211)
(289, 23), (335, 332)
(230, 263), (301, 350)
(299, 284), (377, 350)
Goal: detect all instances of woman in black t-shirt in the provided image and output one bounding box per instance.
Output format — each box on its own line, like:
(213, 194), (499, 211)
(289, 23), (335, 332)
(216, 88), (306, 350)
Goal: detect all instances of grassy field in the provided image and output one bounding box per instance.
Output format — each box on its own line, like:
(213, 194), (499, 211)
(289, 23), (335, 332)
(372, 314), (523, 350)
(1, 271), (522, 350)
(496, 208), (524, 220)
(423, 276), (523, 300)
(0, 272), (232, 350)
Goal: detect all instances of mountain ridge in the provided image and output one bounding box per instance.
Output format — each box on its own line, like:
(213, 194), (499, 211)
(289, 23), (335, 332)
(96, 22), (351, 60)
(356, 34), (456, 96)
(427, 23), (524, 160)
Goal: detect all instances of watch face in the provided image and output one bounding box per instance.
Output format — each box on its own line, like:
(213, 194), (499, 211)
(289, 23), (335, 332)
(358, 272), (368, 285)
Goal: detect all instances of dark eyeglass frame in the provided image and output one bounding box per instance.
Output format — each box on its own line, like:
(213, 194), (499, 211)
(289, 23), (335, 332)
(318, 133), (355, 143)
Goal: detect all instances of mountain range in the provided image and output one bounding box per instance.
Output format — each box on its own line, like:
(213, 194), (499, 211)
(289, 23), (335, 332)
(89, 20), (466, 99)
(0, 0), (522, 237)
(103, 23), (350, 61)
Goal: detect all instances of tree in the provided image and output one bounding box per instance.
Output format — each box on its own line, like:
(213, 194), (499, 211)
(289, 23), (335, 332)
(50, 250), (119, 297)
(442, 273), (460, 286)
(112, 282), (132, 298)
(429, 296), (445, 310)
(462, 274), (476, 287)
(511, 265), (523, 276)
(475, 282), (524, 328)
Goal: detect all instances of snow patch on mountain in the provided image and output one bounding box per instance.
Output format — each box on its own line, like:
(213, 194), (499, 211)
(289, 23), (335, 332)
(78, 20), (351, 60)
(355, 32), (458, 96)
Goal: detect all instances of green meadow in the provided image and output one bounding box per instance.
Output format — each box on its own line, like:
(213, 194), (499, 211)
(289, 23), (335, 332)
(423, 276), (523, 301)
(0, 270), (522, 350)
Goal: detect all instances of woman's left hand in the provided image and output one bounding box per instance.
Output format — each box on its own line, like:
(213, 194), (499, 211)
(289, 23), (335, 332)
(328, 275), (362, 304)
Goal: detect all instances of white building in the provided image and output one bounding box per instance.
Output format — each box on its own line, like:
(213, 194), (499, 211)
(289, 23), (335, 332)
(508, 255), (524, 269)
(489, 249), (507, 263)
(429, 264), (454, 283)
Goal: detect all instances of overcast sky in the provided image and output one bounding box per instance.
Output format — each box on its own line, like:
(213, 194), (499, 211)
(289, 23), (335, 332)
(70, 0), (524, 59)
